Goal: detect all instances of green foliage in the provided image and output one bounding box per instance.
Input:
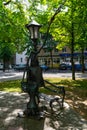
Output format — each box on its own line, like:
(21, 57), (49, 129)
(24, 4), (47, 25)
(0, 43), (14, 61)
(0, 0), (67, 54)
(0, 0), (87, 52)
(0, 0), (87, 75)
(0, 0), (27, 53)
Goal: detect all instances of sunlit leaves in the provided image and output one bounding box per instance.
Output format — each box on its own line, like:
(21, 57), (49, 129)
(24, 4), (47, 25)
(40, 0), (46, 5)
(0, 0), (87, 55)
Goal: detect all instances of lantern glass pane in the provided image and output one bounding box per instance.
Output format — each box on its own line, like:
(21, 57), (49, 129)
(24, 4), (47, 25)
(34, 27), (39, 39)
(29, 27), (34, 39)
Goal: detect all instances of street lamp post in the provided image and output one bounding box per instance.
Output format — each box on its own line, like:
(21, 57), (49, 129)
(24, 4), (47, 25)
(20, 20), (44, 118)
(18, 20), (65, 119)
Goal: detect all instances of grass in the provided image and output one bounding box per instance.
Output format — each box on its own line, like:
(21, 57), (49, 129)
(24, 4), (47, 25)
(0, 78), (87, 94)
(0, 80), (21, 92)
(0, 78), (87, 119)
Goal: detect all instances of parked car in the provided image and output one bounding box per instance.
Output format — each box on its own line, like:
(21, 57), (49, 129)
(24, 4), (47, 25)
(58, 63), (82, 71)
(58, 63), (67, 70)
(14, 64), (26, 71)
(40, 65), (49, 71)
(74, 64), (82, 71)
(66, 63), (82, 71)
(66, 63), (72, 70)
(84, 63), (87, 70)
(75, 63), (87, 71)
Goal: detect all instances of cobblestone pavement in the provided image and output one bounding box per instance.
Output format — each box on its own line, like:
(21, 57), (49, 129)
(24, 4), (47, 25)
(0, 91), (87, 130)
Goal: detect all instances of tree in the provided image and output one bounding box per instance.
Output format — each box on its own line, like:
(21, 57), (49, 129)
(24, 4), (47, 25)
(0, 43), (15, 71)
(50, 0), (77, 80)
(74, 0), (87, 73)
(41, 33), (58, 68)
(0, 0), (28, 69)
(0, 0), (28, 49)
(49, 0), (87, 79)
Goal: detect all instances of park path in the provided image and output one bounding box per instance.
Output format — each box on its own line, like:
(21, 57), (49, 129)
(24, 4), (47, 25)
(0, 91), (87, 130)
(0, 70), (87, 82)
(0, 70), (87, 129)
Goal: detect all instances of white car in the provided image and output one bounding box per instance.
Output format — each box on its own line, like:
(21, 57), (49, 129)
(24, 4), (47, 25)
(0, 63), (3, 69)
(0, 63), (12, 70)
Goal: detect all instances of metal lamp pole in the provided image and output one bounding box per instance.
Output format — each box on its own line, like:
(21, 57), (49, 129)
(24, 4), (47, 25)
(21, 20), (44, 117)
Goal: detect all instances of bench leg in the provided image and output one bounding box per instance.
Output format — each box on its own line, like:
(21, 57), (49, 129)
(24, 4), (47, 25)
(50, 97), (63, 111)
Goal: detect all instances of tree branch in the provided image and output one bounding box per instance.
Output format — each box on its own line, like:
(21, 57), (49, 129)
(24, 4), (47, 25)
(37, 0), (67, 54)
(4, 0), (11, 5)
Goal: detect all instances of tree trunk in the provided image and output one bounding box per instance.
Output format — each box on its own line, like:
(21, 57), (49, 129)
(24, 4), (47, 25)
(50, 51), (53, 68)
(71, 23), (75, 80)
(3, 58), (6, 72)
(81, 47), (85, 73)
(70, 0), (75, 80)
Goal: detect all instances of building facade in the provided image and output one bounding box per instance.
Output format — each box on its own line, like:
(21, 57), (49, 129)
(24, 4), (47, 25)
(15, 51), (27, 65)
(15, 46), (87, 68)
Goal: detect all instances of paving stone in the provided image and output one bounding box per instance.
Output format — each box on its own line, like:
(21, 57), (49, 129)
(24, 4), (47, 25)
(0, 91), (87, 130)
(8, 127), (24, 130)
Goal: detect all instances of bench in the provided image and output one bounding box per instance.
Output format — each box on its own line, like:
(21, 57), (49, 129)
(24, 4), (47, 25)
(39, 80), (65, 111)
(21, 79), (65, 112)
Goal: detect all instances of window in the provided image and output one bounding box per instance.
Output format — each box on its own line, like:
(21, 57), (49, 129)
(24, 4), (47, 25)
(62, 48), (66, 52)
(21, 58), (23, 62)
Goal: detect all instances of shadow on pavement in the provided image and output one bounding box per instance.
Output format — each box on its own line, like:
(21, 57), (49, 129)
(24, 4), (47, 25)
(0, 91), (87, 130)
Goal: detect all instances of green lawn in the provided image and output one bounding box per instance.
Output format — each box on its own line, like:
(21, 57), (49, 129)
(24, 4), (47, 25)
(0, 80), (21, 92)
(0, 78), (87, 97)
